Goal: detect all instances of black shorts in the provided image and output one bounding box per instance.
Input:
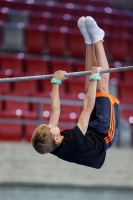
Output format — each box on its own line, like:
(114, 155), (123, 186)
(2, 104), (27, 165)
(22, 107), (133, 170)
(88, 92), (120, 149)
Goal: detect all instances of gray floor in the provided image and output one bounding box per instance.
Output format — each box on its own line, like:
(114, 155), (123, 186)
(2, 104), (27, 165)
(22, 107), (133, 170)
(0, 186), (133, 200)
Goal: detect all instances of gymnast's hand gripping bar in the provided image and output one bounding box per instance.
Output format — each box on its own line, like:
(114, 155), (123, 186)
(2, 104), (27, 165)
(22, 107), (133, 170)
(0, 66), (133, 83)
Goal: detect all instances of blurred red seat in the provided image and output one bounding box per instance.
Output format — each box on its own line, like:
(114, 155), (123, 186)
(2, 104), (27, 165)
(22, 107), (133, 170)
(129, 37), (133, 62)
(77, 8), (95, 20)
(0, 124), (22, 141)
(35, 2), (54, 13)
(47, 27), (68, 56)
(0, 24), (2, 47)
(42, 103), (51, 121)
(120, 98), (133, 104)
(0, 100), (29, 118)
(68, 78), (85, 94)
(94, 9), (112, 20)
(15, 1), (33, 11)
(68, 30), (85, 57)
(121, 110), (133, 122)
(102, 33), (112, 59)
(24, 56), (49, 76)
(13, 80), (39, 95)
(123, 70), (133, 83)
(70, 18), (79, 30)
(53, 4), (75, 16)
(61, 104), (82, 114)
(110, 22), (129, 35)
(51, 58), (73, 72)
(75, 61), (84, 70)
(0, 10), (7, 22)
(51, 15), (70, 28)
(25, 124), (37, 142)
(89, 1), (111, 8)
(0, 81), (11, 94)
(60, 104), (81, 122)
(111, 35), (128, 61)
(58, 0), (76, 3)
(0, 0), (13, 8)
(6, 101), (29, 111)
(0, 54), (23, 76)
(118, 82), (133, 100)
(30, 12), (51, 26)
(112, 11), (130, 21)
(25, 25), (47, 54)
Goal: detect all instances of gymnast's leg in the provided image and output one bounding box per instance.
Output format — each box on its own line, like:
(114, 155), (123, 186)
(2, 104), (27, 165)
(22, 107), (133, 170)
(85, 16), (110, 93)
(78, 17), (97, 93)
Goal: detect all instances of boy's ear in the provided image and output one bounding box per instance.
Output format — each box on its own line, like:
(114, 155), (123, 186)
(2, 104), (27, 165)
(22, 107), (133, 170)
(54, 137), (59, 144)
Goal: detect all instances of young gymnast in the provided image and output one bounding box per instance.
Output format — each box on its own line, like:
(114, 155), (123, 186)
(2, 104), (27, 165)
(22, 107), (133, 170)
(32, 16), (120, 169)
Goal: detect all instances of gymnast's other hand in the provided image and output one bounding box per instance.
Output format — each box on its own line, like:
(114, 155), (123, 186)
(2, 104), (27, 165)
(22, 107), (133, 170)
(53, 70), (68, 81)
(91, 66), (103, 75)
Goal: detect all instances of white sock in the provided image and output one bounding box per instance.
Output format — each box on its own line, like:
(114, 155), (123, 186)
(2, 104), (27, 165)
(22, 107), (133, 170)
(85, 16), (105, 44)
(78, 16), (92, 44)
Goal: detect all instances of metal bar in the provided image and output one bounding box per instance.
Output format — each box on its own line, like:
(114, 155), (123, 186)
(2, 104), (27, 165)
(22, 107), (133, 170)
(0, 66), (133, 83)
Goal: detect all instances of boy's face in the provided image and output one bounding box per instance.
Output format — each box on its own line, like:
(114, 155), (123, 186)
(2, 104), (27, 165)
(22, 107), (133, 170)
(48, 124), (60, 137)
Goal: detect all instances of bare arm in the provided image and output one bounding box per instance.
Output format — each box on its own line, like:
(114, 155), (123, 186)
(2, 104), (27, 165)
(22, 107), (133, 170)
(49, 84), (60, 126)
(77, 67), (101, 135)
(49, 70), (68, 126)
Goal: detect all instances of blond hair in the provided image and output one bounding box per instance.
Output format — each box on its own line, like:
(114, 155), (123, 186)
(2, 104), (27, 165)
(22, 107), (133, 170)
(32, 124), (58, 154)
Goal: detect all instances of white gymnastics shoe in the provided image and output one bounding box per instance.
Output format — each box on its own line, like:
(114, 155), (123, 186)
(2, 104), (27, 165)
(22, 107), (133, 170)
(85, 16), (105, 44)
(78, 16), (92, 44)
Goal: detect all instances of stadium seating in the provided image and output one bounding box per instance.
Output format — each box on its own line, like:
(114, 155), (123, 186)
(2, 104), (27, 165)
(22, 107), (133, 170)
(24, 56), (49, 76)
(51, 15), (71, 28)
(0, 54), (23, 76)
(110, 21), (130, 35)
(68, 30), (85, 57)
(0, 0), (133, 143)
(60, 104), (82, 122)
(35, 2), (54, 13)
(67, 78), (85, 95)
(47, 27), (68, 56)
(123, 70), (133, 83)
(0, 123), (22, 141)
(0, 10), (7, 22)
(129, 38), (133, 62)
(0, 24), (2, 46)
(121, 110), (133, 123)
(118, 82), (133, 102)
(111, 34), (129, 61)
(0, 0), (13, 9)
(14, 1), (33, 11)
(25, 124), (37, 142)
(50, 58), (74, 72)
(53, 3), (75, 16)
(9, 80), (39, 96)
(112, 10), (130, 21)
(30, 12), (51, 26)
(24, 25), (47, 54)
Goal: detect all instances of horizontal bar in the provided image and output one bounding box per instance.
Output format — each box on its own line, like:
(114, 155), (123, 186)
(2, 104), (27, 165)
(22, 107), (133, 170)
(0, 66), (133, 83)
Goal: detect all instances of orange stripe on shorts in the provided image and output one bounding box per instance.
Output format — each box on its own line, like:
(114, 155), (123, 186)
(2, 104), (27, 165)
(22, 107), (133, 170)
(104, 104), (115, 144)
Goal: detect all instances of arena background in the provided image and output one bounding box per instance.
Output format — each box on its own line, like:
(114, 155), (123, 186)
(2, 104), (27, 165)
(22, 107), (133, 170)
(0, 0), (133, 199)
